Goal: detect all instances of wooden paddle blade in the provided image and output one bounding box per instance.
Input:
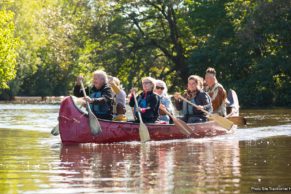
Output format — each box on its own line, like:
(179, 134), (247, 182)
(227, 116), (247, 126)
(139, 122), (150, 143)
(133, 92), (151, 143)
(51, 124), (59, 136)
(81, 80), (102, 135)
(172, 118), (191, 136)
(209, 114), (234, 130)
(88, 108), (102, 135)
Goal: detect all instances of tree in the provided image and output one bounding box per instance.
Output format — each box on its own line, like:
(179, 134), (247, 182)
(0, 10), (19, 89)
(1, 0), (290, 107)
(189, 0), (291, 106)
(111, 0), (195, 86)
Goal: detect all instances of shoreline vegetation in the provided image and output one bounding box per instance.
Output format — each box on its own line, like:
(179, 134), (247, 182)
(0, 96), (64, 104)
(0, 1), (290, 107)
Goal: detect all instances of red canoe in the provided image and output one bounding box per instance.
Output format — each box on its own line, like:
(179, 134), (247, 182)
(59, 96), (235, 144)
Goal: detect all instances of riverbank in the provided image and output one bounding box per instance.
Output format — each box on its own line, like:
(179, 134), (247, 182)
(0, 96), (64, 104)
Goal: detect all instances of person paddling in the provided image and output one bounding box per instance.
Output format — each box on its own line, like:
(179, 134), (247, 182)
(174, 75), (212, 123)
(74, 70), (113, 120)
(108, 76), (127, 122)
(225, 89), (239, 117)
(204, 67), (227, 117)
(154, 80), (174, 124)
(129, 77), (160, 123)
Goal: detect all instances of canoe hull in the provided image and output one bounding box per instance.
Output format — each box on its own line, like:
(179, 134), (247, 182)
(59, 96), (235, 144)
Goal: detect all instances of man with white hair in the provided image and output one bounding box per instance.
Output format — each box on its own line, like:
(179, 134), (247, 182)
(74, 70), (113, 120)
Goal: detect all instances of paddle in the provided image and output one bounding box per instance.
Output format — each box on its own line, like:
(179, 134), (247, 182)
(80, 80), (102, 135)
(178, 95), (234, 130)
(51, 123), (59, 136)
(227, 116), (247, 126)
(110, 81), (121, 94)
(159, 106), (191, 136)
(132, 92), (150, 143)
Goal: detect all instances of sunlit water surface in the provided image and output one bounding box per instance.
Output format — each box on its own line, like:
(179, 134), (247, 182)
(1, 104), (291, 194)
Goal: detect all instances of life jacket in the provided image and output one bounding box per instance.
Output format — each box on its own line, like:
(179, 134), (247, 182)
(138, 95), (147, 108)
(206, 82), (226, 116)
(89, 90), (111, 115)
(133, 94), (147, 114)
(133, 91), (160, 122)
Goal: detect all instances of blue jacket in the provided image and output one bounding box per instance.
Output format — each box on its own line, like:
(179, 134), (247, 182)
(129, 91), (160, 123)
(175, 90), (212, 120)
(73, 84), (113, 120)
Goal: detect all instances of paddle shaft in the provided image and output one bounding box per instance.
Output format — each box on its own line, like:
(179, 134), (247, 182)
(132, 92), (150, 142)
(80, 81), (90, 107)
(79, 80), (102, 135)
(159, 106), (191, 136)
(178, 95), (209, 115)
(133, 93), (144, 124)
(80, 81), (97, 117)
(159, 106), (175, 120)
(178, 95), (234, 130)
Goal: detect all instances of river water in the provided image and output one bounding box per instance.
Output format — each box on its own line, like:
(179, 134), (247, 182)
(0, 103), (291, 194)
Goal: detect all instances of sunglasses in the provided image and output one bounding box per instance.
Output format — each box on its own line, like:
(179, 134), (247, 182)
(156, 86), (165, 90)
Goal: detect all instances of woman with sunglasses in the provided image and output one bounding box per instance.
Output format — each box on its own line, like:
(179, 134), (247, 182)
(129, 77), (160, 123)
(154, 80), (174, 124)
(173, 75), (212, 123)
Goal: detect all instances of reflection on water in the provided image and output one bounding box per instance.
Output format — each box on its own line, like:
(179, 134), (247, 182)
(240, 108), (291, 127)
(239, 137), (291, 193)
(0, 104), (59, 132)
(59, 141), (241, 193)
(0, 129), (57, 194)
(0, 104), (291, 193)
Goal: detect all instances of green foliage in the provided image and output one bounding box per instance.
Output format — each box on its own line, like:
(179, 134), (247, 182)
(0, 10), (19, 89)
(0, 0), (290, 106)
(189, 0), (291, 107)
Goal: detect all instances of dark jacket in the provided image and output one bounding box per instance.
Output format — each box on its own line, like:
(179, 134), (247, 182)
(129, 91), (160, 123)
(175, 90), (212, 122)
(74, 84), (113, 120)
